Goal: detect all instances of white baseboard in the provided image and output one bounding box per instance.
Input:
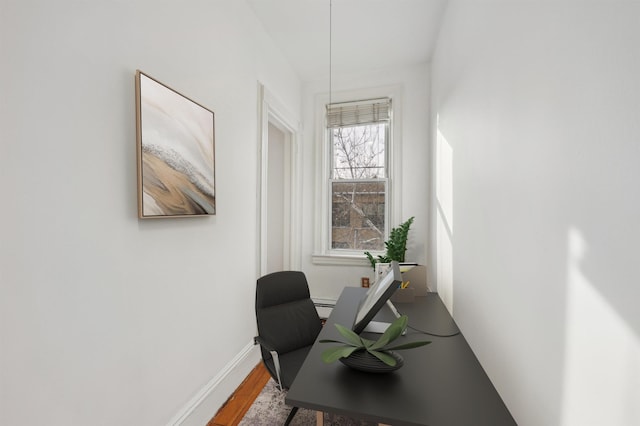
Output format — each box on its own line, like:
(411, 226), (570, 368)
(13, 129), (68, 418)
(313, 297), (337, 319)
(167, 341), (261, 426)
(312, 297), (337, 307)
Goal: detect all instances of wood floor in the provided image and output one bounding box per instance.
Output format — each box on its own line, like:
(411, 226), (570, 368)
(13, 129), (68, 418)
(207, 362), (271, 426)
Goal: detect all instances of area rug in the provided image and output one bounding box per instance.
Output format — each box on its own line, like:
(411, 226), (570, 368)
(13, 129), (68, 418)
(239, 379), (377, 426)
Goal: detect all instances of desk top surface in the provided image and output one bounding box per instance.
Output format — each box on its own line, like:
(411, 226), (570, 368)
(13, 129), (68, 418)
(286, 287), (516, 426)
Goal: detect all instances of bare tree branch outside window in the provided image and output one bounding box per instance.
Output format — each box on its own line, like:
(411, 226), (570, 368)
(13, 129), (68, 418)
(332, 124), (385, 179)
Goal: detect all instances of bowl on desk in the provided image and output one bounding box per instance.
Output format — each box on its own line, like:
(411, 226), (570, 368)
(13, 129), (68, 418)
(339, 349), (404, 373)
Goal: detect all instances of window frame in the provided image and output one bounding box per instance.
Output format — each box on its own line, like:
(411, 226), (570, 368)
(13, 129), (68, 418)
(312, 86), (403, 266)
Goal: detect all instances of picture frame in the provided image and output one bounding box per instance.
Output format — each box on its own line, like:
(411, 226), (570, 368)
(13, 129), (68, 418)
(135, 70), (216, 218)
(374, 262), (391, 283)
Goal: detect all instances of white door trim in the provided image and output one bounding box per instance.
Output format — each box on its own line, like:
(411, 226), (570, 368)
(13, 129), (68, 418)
(256, 83), (302, 277)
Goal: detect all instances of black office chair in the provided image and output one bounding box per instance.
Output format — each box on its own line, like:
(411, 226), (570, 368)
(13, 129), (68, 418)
(254, 271), (322, 426)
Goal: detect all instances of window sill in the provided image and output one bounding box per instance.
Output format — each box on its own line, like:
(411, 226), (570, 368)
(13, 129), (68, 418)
(311, 253), (372, 266)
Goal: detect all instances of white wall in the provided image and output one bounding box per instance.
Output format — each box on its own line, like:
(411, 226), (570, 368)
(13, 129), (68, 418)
(430, 2), (640, 425)
(0, 1), (300, 425)
(300, 65), (431, 300)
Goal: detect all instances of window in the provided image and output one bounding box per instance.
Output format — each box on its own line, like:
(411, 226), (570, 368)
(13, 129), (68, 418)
(327, 98), (391, 254)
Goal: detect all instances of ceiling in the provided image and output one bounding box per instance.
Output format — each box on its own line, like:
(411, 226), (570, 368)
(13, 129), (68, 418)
(247, 0), (448, 82)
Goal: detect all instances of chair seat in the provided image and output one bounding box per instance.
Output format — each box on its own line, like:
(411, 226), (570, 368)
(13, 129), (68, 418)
(262, 344), (314, 389)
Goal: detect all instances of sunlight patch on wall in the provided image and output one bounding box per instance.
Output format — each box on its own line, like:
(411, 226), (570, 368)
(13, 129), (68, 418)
(436, 124), (453, 231)
(562, 228), (640, 425)
(436, 115), (454, 313)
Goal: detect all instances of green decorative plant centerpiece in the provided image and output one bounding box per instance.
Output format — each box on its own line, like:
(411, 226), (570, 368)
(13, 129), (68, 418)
(320, 315), (430, 372)
(365, 216), (415, 270)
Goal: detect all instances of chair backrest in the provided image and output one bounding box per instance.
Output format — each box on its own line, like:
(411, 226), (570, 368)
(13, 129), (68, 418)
(255, 271), (322, 356)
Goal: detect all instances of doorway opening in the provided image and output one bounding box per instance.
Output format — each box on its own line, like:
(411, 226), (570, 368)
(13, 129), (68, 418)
(257, 84), (301, 277)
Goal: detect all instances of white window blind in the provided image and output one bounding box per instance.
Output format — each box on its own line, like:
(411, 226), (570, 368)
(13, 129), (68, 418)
(326, 98), (391, 128)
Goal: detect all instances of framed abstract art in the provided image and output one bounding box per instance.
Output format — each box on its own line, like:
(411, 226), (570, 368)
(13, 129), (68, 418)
(135, 70), (216, 218)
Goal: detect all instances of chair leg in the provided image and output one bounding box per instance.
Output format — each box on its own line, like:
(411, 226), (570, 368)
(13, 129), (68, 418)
(316, 410), (324, 426)
(284, 406), (299, 426)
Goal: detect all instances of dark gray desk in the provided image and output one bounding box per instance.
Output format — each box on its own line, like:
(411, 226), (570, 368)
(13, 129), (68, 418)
(286, 287), (516, 426)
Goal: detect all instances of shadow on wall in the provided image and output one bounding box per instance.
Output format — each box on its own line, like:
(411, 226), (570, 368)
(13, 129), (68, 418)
(561, 227), (640, 425)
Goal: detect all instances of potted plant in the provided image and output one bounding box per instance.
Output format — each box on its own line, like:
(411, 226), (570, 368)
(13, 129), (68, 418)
(319, 315), (430, 373)
(365, 216), (415, 270)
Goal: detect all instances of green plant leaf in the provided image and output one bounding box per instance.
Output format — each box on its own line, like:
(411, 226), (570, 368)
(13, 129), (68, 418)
(368, 349), (397, 366)
(369, 315), (409, 351)
(385, 216), (414, 261)
(364, 251), (376, 270)
(321, 345), (360, 363)
(384, 340), (432, 351)
(360, 336), (376, 348)
(335, 323), (366, 347)
(364, 217), (415, 266)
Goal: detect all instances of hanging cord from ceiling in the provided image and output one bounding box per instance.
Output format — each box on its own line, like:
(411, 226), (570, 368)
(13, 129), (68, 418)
(329, 0), (333, 107)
